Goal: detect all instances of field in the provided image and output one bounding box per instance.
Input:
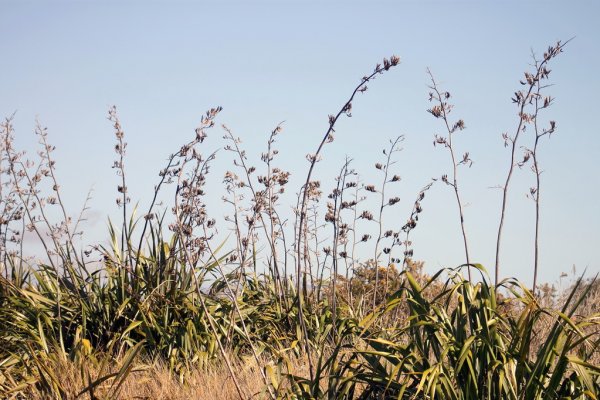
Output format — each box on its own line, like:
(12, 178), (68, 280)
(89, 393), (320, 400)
(1, 41), (599, 399)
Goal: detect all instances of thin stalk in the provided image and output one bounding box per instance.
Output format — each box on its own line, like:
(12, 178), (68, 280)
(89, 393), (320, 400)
(529, 77), (555, 294)
(372, 136), (402, 308)
(427, 70), (471, 280)
(203, 226), (277, 400)
(494, 40), (567, 285)
(173, 157), (245, 400)
(295, 57), (399, 377)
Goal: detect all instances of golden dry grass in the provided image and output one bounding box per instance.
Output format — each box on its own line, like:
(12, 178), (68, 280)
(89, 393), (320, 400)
(19, 357), (269, 400)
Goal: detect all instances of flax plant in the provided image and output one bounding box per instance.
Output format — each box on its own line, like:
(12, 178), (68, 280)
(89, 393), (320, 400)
(3, 42), (598, 400)
(171, 116), (248, 398)
(294, 57), (400, 374)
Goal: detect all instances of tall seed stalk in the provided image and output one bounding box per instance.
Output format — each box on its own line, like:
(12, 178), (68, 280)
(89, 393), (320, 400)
(427, 70), (473, 280)
(371, 136), (403, 308)
(295, 56), (400, 376)
(494, 40), (567, 285)
(171, 110), (246, 399)
(518, 67), (558, 294)
(325, 157), (355, 333)
(108, 107), (132, 270)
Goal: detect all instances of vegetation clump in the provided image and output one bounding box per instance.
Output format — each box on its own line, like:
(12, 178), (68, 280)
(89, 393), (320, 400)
(1, 41), (598, 399)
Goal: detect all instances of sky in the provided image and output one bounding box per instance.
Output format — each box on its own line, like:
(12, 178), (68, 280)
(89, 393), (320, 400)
(1, 0), (598, 287)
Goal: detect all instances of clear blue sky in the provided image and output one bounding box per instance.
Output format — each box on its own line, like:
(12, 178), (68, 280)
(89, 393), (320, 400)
(2, 0), (598, 286)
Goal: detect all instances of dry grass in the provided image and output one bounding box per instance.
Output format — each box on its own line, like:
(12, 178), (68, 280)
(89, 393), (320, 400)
(18, 357), (273, 400)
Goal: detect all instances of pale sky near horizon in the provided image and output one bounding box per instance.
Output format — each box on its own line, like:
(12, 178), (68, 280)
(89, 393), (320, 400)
(1, 0), (598, 287)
